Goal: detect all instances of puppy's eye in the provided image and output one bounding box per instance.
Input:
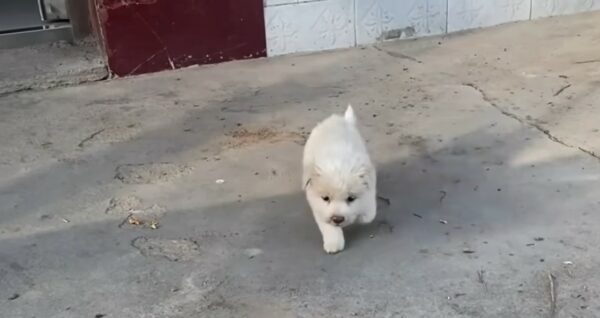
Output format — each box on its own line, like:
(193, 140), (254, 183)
(322, 196), (330, 203)
(346, 195), (356, 203)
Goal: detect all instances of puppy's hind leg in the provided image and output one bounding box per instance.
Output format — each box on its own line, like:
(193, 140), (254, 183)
(315, 219), (345, 254)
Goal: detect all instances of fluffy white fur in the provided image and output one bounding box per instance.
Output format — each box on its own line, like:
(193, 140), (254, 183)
(302, 105), (376, 253)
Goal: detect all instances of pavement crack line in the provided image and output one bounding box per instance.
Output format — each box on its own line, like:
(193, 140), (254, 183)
(462, 82), (600, 161)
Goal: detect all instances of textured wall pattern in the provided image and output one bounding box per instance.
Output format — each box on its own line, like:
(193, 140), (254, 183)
(264, 0), (600, 56)
(355, 0), (447, 45)
(265, 0), (355, 56)
(448, 0), (530, 32)
(531, 0), (600, 18)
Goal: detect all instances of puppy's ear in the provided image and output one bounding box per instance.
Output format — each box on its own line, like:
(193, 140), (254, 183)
(344, 104), (356, 124)
(313, 164), (324, 177)
(304, 178), (311, 189)
(303, 165), (323, 189)
(356, 164), (374, 188)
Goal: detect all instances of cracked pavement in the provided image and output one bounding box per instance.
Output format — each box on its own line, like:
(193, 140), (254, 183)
(2, 11), (600, 318)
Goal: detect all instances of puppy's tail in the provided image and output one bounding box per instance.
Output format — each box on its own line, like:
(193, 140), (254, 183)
(344, 104), (356, 125)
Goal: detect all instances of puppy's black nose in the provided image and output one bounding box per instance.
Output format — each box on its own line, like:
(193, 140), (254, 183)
(331, 215), (345, 225)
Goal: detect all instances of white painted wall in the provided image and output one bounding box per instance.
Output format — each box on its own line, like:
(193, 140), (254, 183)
(264, 0), (600, 56)
(531, 0), (600, 18)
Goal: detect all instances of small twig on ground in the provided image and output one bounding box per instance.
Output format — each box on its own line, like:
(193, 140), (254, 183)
(553, 84), (571, 97)
(377, 195), (391, 206)
(574, 59), (600, 64)
(548, 273), (557, 318)
(78, 129), (105, 148)
(439, 190), (447, 203)
(463, 249), (475, 254)
(412, 213), (423, 219)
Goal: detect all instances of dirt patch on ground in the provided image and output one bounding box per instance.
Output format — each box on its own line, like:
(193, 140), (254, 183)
(105, 195), (144, 214)
(105, 195), (167, 229)
(115, 163), (192, 184)
(223, 127), (307, 149)
(131, 237), (200, 262)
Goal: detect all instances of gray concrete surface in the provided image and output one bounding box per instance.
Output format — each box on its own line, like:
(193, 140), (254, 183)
(0, 39), (107, 96)
(2, 11), (600, 318)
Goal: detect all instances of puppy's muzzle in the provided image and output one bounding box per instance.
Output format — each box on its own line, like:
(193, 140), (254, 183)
(330, 215), (345, 225)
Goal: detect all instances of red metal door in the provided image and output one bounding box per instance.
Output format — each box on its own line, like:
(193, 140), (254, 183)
(92, 0), (267, 76)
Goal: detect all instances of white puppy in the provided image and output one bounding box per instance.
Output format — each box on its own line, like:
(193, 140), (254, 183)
(302, 105), (376, 253)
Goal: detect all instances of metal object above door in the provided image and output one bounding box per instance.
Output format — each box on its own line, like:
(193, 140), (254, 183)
(0, 0), (72, 49)
(44, 0), (69, 21)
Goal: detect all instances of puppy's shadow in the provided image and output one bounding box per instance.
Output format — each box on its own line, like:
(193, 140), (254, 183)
(345, 195), (396, 244)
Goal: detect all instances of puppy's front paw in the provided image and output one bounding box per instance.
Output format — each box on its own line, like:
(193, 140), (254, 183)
(323, 233), (345, 254)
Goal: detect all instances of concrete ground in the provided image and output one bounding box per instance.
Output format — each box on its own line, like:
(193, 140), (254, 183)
(0, 38), (107, 96)
(2, 11), (600, 318)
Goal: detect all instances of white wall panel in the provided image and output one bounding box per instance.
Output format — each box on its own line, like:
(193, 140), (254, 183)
(355, 0), (447, 45)
(264, 0), (600, 57)
(265, 0), (355, 56)
(448, 0), (530, 32)
(532, 0), (600, 18)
